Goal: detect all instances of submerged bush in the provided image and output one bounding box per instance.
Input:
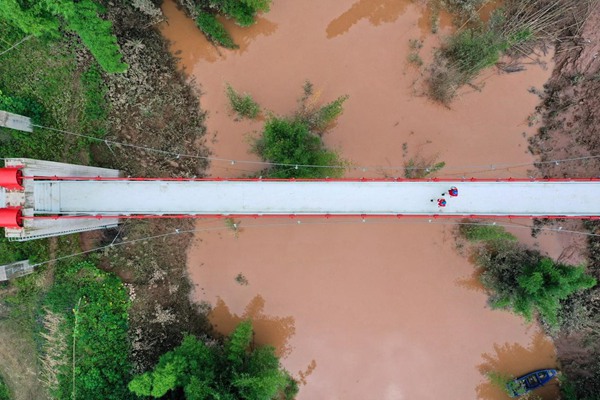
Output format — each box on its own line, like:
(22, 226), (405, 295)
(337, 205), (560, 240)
(251, 82), (348, 178)
(295, 81), (349, 134)
(463, 226), (597, 328)
(443, 28), (506, 75)
(253, 117), (343, 178)
(210, 0), (271, 27)
(196, 11), (237, 48)
(225, 83), (260, 118)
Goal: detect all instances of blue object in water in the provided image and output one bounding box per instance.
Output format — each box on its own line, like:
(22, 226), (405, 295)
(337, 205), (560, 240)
(506, 369), (558, 397)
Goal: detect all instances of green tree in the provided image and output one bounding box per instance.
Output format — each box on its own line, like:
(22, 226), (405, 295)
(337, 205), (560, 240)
(129, 321), (297, 400)
(295, 81), (349, 134)
(0, 0), (127, 73)
(253, 117), (343, 178)
(477, 241), (597, 327)
(209, 0), (271, 27)
(0, 0), (59, 37)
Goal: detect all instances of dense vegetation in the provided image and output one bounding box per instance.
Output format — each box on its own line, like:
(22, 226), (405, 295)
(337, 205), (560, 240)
(178, 0), (272, 48)
(0, 3), (287, 399)
(460, 223), (597, 328)
(42, 261), (132, 399)
(129, 320), (297, 399)
(0, 375), (9, 400)
(0, 0), (126, 73)
(0, 22), (108, 161)
(252, 81), (347, 178)
(195, 11), (237, 48)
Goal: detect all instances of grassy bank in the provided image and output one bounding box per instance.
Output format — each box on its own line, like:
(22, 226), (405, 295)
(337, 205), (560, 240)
(0, 3), (215, 398)
(0, 24), (108, 162)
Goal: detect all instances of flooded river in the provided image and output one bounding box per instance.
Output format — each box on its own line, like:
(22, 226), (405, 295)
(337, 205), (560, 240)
(160, 0), (561, 398)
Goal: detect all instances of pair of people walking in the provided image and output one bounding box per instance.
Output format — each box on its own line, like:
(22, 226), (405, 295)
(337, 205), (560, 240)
(431, 186), (458, 207)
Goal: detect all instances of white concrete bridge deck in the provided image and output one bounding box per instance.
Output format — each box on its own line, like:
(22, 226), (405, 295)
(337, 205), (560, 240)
(29, 179), (600, 217)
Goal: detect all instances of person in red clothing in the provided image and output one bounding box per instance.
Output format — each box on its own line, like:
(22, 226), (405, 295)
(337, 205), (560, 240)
(430, 198), (447, 207)
(448, 186), (458, 197)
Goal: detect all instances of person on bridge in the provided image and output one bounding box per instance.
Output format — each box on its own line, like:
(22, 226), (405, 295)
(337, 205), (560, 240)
(430, 198), (447, 207)
(448, 186), (458, 197)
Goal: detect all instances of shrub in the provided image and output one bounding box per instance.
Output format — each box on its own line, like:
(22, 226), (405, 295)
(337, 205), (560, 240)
(225, 83), (260, 118)
(0, 89), (44, 122)
(55, 0), (128, 73)
(403, 156), (445, 178)
(210, 0), (271, 27)
(443, 29), (505, 75)
(253, 117), (343, 178)
(129, 321), (297, 399)
(475, 240), (596, 327)
(196, 11), (237, 48)
(295, 81), (349, 134)
(0, 375), (9, 400)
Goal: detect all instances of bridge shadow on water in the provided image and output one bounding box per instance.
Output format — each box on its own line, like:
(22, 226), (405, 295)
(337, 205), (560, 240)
(476, 330), (559, 399)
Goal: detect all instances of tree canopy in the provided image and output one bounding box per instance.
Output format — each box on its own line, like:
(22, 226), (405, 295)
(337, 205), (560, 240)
(0, 0), (127, 73)
(129, 320), (298, 400)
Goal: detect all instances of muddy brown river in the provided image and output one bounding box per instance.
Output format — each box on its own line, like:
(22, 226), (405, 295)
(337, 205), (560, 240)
(160, 1), (562, 398)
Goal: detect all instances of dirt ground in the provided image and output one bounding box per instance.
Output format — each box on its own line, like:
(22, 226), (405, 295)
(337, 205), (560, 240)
(529, 4), (600, 179)
(0, 321), (47, 400)
(529, 2), (600, 396)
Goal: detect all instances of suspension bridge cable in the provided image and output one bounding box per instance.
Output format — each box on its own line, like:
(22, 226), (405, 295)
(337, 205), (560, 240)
(0, 35), (32, 57)
(29, 218), (600, 269)
(30, 123), (600, 175)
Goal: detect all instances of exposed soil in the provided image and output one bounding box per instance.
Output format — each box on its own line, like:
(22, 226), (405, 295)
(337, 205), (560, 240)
(529, 5), (600, 179)
(0, 323), (47, 400)
(529, 3), (600, 395)
(92, 0), (210, 179)
(86, 1), (215, 373)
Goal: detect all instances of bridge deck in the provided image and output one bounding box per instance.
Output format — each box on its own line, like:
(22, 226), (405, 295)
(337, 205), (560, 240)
(31, 180), (600, 217)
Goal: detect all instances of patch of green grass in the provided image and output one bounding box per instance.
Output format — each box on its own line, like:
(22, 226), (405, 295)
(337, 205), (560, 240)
(0, 24), (108, 161)
(459, 224), (517, 242)
(43, 260), (132, 400)
(0, 374), (10, 400)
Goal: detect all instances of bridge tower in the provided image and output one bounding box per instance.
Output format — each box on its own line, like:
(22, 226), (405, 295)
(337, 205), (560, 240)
(0, 158), (120, 241)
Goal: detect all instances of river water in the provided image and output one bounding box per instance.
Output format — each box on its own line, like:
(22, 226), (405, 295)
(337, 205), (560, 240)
(160, 1), (561, 398)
